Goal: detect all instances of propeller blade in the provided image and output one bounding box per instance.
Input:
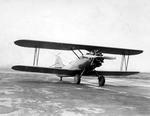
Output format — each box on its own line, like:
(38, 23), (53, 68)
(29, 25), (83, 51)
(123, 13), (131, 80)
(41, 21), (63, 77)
(102, 56), (116, 60)
(83, 55), (116, 60)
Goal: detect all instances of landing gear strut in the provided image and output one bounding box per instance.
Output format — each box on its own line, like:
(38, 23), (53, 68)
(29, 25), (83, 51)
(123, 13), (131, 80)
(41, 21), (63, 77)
(59, 77), (63, 81)
(98, 75), (105, 87)
(74, 74), (81, 84)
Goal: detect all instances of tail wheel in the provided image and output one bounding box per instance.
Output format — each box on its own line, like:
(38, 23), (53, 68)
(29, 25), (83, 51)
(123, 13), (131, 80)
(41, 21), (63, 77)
(74, 74), (81, 84)
(98, 75), (105, 87)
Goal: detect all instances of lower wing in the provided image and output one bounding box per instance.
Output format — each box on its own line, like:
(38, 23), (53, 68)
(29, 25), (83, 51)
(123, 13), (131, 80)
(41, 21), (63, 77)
(12, 65), (139, 77)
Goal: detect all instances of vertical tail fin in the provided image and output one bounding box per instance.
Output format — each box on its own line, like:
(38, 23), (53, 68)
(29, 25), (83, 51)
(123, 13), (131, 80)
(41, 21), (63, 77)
(52, 55), (65, 68)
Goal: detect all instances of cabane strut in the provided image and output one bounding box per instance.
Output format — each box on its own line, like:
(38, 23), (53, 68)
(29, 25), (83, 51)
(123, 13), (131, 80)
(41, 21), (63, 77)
(71, 49), (84, 59)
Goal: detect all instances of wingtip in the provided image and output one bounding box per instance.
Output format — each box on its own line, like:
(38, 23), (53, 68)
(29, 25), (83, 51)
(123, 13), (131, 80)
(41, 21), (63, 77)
(11, 65), (17, 70)
(14, 39), (28, 47)
(14, 40), (18, 45)
(140, 50), (144, 54)
(132, 49), (143, 55)
(14, 40), (22, 46)
(12, 65), (21, 71)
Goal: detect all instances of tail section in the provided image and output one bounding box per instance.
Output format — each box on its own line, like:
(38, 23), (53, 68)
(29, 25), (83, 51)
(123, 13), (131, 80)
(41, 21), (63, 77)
(51, 55), (65, 69)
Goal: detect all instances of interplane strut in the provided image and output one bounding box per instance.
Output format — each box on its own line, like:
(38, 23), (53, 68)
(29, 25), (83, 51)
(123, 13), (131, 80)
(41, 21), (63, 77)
(33, 48), (40, 66)
(120, 55), (129, 71)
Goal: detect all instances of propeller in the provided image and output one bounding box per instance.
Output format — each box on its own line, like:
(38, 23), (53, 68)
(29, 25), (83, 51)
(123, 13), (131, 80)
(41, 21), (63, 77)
(83, 54), (116, 60)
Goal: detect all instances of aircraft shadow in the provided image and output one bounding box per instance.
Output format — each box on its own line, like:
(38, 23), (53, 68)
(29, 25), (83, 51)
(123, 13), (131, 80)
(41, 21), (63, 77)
(16, 78), (133, 92)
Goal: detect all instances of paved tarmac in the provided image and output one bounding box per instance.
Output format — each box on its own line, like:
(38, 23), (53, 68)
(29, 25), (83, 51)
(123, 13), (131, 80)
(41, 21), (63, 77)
(0, 71), (150, 116)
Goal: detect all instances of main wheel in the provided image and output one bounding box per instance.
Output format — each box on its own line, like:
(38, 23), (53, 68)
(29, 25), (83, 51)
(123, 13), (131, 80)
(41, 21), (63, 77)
(74, 74), (81, 84)
(98, 75), (105, 87)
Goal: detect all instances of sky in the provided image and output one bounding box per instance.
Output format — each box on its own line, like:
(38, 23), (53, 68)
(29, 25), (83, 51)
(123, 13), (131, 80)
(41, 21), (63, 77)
(0, 0), (149, 72)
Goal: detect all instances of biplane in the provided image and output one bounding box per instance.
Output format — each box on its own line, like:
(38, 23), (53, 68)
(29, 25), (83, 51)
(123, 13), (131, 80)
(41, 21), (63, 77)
(12, 40), (143, 86)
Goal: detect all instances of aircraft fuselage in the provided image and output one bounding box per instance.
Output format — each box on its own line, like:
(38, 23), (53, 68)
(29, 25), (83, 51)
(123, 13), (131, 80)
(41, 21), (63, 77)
(59, 56), (102, 76)
(64, 57), (91, 70)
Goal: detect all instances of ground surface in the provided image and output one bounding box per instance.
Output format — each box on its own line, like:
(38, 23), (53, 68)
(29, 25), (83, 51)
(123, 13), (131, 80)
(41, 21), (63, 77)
(0, 71), (150, 116)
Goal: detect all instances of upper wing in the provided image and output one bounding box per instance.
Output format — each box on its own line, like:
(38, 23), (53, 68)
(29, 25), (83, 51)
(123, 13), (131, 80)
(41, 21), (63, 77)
(15, 40), (143, 55)
(12, 65), (139, 76)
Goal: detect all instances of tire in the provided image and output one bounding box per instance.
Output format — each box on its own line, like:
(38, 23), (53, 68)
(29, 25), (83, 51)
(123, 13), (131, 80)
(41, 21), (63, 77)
(98, 75), (105, 87)
(74, 74), (81, 84)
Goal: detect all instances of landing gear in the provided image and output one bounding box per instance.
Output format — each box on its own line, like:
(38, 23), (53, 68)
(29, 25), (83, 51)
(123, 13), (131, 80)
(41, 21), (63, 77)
(74, 74), (81, 84)
(98, 75), (105, 87)
(59, 76), (63, 81)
